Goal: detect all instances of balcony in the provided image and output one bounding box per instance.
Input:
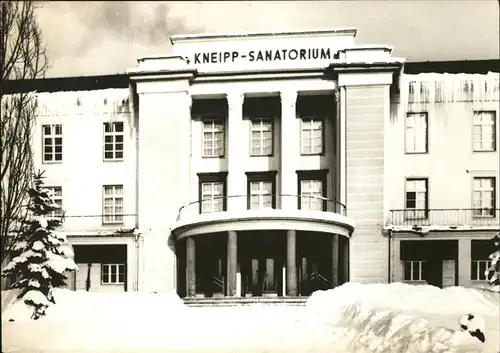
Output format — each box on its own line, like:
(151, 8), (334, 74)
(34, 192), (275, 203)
(172, 194), (355, 239)
(51, 214), (138, 236)
(387, 208), (500, 231)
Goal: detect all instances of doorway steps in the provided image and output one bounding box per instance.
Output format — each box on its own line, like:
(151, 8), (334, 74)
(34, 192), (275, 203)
(183, 296), (308, 307)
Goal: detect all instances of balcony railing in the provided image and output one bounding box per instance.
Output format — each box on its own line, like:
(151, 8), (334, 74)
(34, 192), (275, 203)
(176, 194), (346, 222)
(49, 213), (138, 235)
(388, 208), (500, 228)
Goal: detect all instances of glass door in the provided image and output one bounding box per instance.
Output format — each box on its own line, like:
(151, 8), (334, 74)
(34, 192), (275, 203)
(239, 231), (284, 297)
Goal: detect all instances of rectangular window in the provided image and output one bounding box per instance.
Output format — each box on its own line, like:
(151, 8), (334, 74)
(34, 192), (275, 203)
(403, 260), (426, 281)
(46, 187), (63, 217)
(103, 185), (124, 224)
(471, 260), (490, 281)
(472, 111), (496, 152)
(42, 124), (63, 162)
(300, 117), (323, 155)
(472, 177), (496, 217)
(202, 119), (225, 157)
(405, 113), (428, 153)
(246, 172), (277, 210)
(101, 264), (125, 284)
(198, 173), (227, 214)
(250, 118), (273, 156)
(405, 178), (428, 219)
(103, 122), (124, 160)
(298, 170), (327, 211)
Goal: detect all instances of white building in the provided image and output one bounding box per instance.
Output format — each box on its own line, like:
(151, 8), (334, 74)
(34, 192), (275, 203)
(4, 28), (499, 300)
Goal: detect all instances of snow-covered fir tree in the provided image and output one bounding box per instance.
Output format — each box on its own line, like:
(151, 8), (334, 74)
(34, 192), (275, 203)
(1, 170), (78, 319)
(485, 233), (500, 292)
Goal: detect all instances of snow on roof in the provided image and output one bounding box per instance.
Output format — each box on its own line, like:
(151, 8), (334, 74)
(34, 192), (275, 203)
(385, 224), (500, 234)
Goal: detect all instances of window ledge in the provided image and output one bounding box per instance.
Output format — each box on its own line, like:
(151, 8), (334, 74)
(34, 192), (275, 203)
(405, 151), (428, 155)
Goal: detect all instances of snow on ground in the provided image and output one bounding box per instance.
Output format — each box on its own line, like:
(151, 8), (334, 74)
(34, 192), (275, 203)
(2, 283), (499, 353)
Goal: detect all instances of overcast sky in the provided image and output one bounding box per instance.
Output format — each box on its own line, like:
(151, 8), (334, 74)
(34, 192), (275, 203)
(37, 1), (499, 78)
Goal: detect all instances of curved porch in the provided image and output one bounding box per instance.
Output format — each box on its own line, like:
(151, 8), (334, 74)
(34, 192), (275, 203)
(172, 195), (354, 299)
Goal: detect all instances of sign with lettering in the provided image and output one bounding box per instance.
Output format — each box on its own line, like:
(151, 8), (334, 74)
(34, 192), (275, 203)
(191, 48), (333, 65)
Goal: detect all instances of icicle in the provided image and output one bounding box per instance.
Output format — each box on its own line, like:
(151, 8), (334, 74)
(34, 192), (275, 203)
(399, 72), (500, 123)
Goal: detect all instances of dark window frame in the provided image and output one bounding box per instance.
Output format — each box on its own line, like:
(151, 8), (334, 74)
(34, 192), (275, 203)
(472, 176), (497, 217)
(245, 171), (278, 209)
(197, 172), (228, 214)
(42, 123), (63, 163)
(296, 169), (329, 211)
(404, 177), (429, 219)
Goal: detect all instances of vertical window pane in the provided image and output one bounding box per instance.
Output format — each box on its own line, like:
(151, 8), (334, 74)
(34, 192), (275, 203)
(203, 119), (225, 157)
(104, 122), (124, 160)
(300, 179), (324, 210)
(472, 177), (495, 217)
(473, 112), (496, 152)
(103, 185), (124, 223)
(42, 124), (63, 162)
(250, 118), (273, 156)
(405, 179), (428, 219)
(201, 181), (224, 213)
(301, 117), (323, 155)
(405, 113), (428, 153)
(249, 180), (273, 209)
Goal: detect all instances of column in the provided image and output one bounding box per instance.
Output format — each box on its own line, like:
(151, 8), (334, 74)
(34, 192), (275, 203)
(226, 93), (246, 211)
(286, 230), (297, 296)
(226, 231), (238, 296)
(186, 237), (196, 297)
(343, 238), (350, 284)
(280, 90), (298, 210)
(458, 238), (471, 287)
(331, 234), (339, 288)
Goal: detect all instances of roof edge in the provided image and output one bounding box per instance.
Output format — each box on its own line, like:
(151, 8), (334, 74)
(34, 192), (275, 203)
(170, 28), (358, 44)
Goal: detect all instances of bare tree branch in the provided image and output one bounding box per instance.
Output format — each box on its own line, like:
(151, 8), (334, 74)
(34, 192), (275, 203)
(1, 1), (48, 263)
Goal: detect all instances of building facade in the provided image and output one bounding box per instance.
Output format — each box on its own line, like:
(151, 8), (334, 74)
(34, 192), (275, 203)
(3, 28), (499, 297)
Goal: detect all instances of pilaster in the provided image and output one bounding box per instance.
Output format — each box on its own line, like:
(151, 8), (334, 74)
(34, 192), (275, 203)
(132, 71), (194, 294)
(339, 70), (395, 284)
(458, 238), (471, 287)
(227, 92), (246, 211)
(280, 90), (298, 209)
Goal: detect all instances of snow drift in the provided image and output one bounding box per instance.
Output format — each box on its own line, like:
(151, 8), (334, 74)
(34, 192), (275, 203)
(306, 282), (500, 353)
(2, 288), (185, 322)
(2, 283), (499, 353)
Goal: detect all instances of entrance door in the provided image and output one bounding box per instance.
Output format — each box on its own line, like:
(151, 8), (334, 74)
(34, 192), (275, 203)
(242, 256), (283, 296)
(426, 259), (443, 288)
(239, 231), (285, 297)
